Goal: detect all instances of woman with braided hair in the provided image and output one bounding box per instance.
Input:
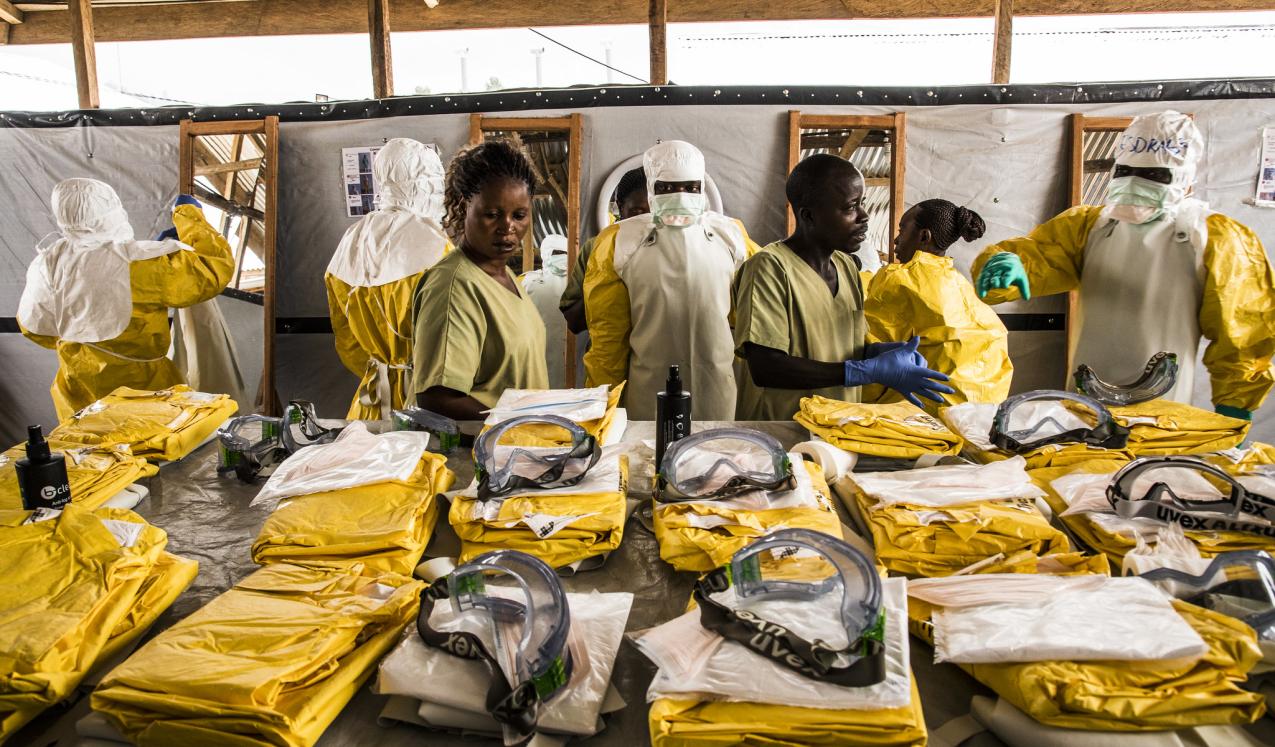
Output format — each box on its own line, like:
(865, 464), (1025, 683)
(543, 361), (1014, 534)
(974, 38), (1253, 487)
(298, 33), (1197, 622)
(410, 138), (548, 420)
(864, 198), (1013, 409)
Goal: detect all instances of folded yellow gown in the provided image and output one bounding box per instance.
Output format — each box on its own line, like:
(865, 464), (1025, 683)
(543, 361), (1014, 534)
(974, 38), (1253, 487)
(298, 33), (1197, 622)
(834, 459), (1072, 578)
(0, 505), (195, 742)
(1108, 400), (1250, 456)
(449, 452), (628, 570)
(1032, 458), (1275, 567)
(795, 396), (963, 460)
(251, 449), (455, 577)
(92, 563), (422, 747)
(654, 459), (842, 573)
(0, 440), (156, 511)
(907, 596), (1266, 731)
(50, 385), (238, 462)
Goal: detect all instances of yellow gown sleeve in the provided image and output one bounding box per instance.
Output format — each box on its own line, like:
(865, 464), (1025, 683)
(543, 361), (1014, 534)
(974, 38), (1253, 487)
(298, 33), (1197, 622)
(324, 273), (370, 377)
(159, 204), (235, 307)
(1200, 214), (1275, 412)
(582, 227), (631, 389)
(19, 325), (58, 350)
(734, 219), (763, 257)
(970, 205), (1104, 304)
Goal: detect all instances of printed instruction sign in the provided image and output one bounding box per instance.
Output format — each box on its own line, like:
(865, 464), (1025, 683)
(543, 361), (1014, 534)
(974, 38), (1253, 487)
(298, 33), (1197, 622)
(1255, 127), (1275, 206)
(341, 143), (440, 218)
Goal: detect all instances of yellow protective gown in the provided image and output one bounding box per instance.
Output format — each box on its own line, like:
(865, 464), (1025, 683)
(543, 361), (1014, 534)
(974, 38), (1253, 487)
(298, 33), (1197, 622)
(907, 596), (1265, 731)
(49, 385), (238, 462)
(583, 213), (761, 421)
(251, 451), (455, 577)
(1108, 400), (1249, 455)
(92, 562), (422, 747)
(450, 455), (629, 570)
(865, 251), (1012, 409)
(1032, 458), (1275, 567)
(833, 475), (1071, 578)
(411, 250), (549, 408)
(653, 459), (842, 573)
(0, 505), (195, 742)
(325, 138), (452, 420)
(19, 202), (234, 422)
(732, 242), (865, 420)
(972, 205), (1275, 413)
(0, 440), (156, 511)
(794, 396), (964, 460)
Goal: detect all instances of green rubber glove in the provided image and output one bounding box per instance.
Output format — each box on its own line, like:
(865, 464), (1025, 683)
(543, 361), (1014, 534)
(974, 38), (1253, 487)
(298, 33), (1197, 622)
(976, 252), (1031, 301)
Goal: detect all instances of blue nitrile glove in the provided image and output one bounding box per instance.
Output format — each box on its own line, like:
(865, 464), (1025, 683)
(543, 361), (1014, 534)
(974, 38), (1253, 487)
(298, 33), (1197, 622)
(976, 252), (1031, 300)
(174, 194), (202, 208)
(864, 340), (927, 368)
(1216, 404), (1252, 421)
(845, 336), (955, 408)
(154, 227), (179, 241)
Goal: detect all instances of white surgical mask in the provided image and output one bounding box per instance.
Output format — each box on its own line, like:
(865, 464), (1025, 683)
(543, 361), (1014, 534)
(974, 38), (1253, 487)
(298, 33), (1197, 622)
(651, 191), (707, 228)
(1105, 175), (1179, 224)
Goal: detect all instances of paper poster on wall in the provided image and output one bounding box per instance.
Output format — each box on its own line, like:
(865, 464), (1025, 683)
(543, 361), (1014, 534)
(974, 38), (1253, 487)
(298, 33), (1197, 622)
(1255, 128), (1275, 207)
(342, 143), (441, 217)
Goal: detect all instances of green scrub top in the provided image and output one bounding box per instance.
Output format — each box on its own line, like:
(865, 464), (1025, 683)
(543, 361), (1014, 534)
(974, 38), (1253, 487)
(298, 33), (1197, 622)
(732, 241), (865, 420)
(412, 249), (549, 408)
(557, 235), (596, 311)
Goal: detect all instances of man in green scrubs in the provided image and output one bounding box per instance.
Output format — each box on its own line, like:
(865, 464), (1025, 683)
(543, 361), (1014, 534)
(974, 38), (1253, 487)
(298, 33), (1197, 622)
(733, 154), (952, 419)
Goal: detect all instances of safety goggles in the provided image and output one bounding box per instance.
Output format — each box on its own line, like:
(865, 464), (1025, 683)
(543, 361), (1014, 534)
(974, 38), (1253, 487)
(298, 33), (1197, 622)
(657, 428), (796, 503)
(990, 390), (1130, 453)
(1140, 551), (1275, 640)
(1107, 457), (1275, 538)
(216, 401), (343, 482)
(417, 550), (572, 742)
(392, 406), (461, 454)
(473, 415), (600, 500)
(1074, 351), (1179, 406)
(693, 528), (886, 687)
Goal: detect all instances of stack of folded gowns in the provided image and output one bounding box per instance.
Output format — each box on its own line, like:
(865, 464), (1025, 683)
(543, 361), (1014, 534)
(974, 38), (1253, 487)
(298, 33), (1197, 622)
(1033, 457), (1275, 567)
(449, 385), (628, 572)
(376, 589), (633, 740)
(1108, 400), (1250, 456)
(0, 440), (155, 510)
(250, 422), (455, 576)
(0, 504), (196, 741)
(637, 576), (926, 745)
(942, 399), (1134, 468)
(91, 562), (422, 746)
(906, 573), (1266, 731)
(653, 455), (842, 573)
(833, 457), (1078, 577)
(795, 396), (964, 462)
(50, 385), (238, 462)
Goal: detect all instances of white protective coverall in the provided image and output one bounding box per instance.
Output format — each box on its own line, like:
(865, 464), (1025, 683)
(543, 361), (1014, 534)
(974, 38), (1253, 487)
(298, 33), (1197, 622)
(522, 234), (571, 388)
(582, 141), (760, 420)
(325, 138), (452, 420)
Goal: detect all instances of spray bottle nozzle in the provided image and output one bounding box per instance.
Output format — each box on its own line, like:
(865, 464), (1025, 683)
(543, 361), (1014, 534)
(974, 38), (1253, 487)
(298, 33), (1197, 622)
(26, 425), (51, 462)
(666, 365), (683, 395)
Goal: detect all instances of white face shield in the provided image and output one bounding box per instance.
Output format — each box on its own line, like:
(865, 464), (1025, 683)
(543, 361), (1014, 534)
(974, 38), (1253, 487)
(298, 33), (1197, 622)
(374, 138), (445, 221)
(643, 140), (708, 228)
(1105, 111), (1203, 224)
(51, 178), (135, 242)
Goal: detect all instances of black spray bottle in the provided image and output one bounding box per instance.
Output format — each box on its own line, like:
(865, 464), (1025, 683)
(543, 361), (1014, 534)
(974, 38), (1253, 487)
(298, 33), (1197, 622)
(655, 365), (693, 471)
(16, 425), (71, 510)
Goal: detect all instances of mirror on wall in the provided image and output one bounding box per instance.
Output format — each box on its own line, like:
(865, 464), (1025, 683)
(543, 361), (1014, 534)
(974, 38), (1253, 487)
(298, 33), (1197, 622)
(469, 114), (584, 387)
(179, 117), (279, 414)
(787, 112), (906, 266)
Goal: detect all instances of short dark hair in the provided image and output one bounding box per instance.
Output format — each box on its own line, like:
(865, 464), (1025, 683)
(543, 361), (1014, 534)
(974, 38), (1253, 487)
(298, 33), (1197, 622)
(614, 167), (647, 206)
(443, 138), (537, 240)
(912, 199), (986, 251)
(786, 153), (862, 211)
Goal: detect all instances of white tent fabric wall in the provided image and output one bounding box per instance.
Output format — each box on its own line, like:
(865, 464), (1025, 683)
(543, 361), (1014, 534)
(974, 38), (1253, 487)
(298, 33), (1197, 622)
(1, 95), (1273, 445)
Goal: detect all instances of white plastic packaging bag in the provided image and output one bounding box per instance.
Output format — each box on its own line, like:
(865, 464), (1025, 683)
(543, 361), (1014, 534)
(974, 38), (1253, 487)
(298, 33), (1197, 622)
(848, 456), (1043, 507)
(252, 422), (430, 505)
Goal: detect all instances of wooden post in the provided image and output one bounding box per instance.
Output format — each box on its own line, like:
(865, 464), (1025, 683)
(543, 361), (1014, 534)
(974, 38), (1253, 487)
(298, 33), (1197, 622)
(565, 113), (583, 387)
(468, 113), (484, 146)
(368, 0), (393, 99)
(68, 0), (99, 109)
(648, 0), (667, 85)
(991, 0), (1012, 85)
(263, 115), (280, 416)
(786, 111), (802, 235)
(889, 112), (907, 262)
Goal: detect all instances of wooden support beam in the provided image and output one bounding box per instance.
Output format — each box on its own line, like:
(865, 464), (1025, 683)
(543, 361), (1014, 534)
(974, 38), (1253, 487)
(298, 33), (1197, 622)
(837, 128), (871, 159)
(564, 112), (582, 387)
(0, 0), (21, 25)
(194, 157), (264, 177)
(368, 0), (393, 98)
(262, 115), (280, 416)
(1, 22), (10, 45)
(992, 0), (1013, 84)
(649, 0), (666, 85)
(11, 0), (1275, 45)
(67, 0), (98, 109)
(786, 110), (801, 235)
(888, 111), (907, 262)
